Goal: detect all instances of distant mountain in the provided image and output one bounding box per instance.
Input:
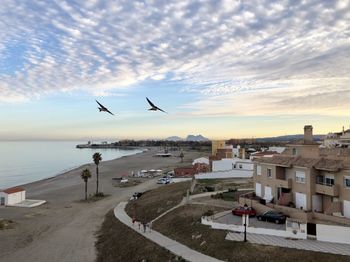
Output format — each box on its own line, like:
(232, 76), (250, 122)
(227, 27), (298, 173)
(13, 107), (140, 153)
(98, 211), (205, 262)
(256, 134), (325, 143)
(186, 134), (210, 142)
(165, 136), (184, 141)
(165, 134), (209, 142)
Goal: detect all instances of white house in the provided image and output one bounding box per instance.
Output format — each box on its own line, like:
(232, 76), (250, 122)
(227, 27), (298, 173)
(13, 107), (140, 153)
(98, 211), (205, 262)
(212, 158), (253, 172)
(0, 187), (26, 206)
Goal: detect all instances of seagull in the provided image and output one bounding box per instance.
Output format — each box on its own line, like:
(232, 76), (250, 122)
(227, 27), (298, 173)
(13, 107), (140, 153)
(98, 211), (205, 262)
(95, 100), (114, 115)
(146, 97), (167, 114)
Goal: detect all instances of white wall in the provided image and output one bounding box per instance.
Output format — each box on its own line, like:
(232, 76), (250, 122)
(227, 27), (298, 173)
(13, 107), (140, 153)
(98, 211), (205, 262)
(202, 217), (307, 239)
(195, 169), (253, 179)
(343, 200), (350, 218)
(7, 191), (25, 205)
(316, 224), (350, 244)
(212, 158), (253, 172)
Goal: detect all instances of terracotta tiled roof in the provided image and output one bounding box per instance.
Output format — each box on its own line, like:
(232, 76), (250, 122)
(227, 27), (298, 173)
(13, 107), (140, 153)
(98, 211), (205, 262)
(314, 158), (344, 172)
(3, 187), (25, 194)
(255, 156), (295, 167)
(292, 157), (320, 168)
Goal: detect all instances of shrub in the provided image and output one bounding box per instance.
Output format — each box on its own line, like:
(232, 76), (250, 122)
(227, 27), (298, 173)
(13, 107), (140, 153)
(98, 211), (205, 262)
(202, 210), (214, 217)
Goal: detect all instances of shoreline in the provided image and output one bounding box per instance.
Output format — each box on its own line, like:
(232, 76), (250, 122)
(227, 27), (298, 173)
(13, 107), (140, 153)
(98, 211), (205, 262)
(8, 147), (148, 189)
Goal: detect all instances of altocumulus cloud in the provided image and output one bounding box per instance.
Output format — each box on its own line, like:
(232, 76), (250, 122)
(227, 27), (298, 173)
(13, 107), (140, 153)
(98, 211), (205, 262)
(0, 0), (349, 116)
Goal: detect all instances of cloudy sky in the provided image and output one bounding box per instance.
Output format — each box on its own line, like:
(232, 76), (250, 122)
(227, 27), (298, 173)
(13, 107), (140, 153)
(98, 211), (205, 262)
(0, 0), (349, 140)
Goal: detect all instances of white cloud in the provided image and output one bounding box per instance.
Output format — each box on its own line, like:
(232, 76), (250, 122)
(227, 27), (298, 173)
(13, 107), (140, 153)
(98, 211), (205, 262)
(0, 0), (349, 118)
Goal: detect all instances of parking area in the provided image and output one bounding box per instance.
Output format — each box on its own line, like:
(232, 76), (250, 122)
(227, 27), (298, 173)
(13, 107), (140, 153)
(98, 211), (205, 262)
(214, 211), (286, 230)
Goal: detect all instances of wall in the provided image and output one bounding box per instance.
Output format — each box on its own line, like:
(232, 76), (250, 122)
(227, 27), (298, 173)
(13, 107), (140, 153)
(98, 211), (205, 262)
(212, 158), (253, 172)
(201, 217), (307, 239)
(7, 191), (25, 205)
(316, 224), (350, 244)
(195, 169), (253, 179)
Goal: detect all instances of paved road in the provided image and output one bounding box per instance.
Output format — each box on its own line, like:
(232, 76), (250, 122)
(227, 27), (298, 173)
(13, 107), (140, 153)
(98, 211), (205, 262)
(215, 211), (285, 230)
(115, 202), (223, 262)
(226, 232), (350, 256)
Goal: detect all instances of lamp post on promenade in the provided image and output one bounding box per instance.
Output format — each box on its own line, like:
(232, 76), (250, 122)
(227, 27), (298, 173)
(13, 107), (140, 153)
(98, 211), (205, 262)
(243, 204), (248, 242)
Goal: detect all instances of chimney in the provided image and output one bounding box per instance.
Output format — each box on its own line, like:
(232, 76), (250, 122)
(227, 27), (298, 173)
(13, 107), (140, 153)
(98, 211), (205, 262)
(304, 125), (313, 143)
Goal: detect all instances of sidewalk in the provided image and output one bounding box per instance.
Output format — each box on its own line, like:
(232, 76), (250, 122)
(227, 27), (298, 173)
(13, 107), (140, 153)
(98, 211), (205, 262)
(226, 232), (350, 256)
(114, 202), (223, 262)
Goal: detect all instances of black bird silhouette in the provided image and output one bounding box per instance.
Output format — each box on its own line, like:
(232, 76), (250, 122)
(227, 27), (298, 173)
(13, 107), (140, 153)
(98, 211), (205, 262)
(95, 100), (114, 115)
(146, 97), (167, 113)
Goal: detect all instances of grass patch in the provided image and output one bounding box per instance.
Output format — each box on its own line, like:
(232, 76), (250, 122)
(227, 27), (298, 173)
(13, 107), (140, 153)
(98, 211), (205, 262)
(125, 181), (190, 223)
(95, 210), (187, 262)
(0, 218), (14, 230)
(77, 193), (110, 203)
(211, 189), (243, 202)
(153, 205), (349, 262)
(193, 179), (253, 194)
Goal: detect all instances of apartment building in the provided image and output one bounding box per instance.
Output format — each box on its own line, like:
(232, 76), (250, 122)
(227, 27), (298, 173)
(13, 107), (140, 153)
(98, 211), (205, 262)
(253, 125), (350, 219)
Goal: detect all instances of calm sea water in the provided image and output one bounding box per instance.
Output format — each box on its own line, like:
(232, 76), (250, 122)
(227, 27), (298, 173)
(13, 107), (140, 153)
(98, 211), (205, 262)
(0, 141), (143, 189)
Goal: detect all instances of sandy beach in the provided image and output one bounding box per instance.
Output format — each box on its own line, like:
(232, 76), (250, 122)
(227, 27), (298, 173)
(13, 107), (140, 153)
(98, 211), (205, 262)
(0, 148), (207, 262)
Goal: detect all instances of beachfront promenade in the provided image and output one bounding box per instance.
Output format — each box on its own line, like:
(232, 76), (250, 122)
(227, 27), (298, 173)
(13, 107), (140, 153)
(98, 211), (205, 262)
(114, 202), (223, 262)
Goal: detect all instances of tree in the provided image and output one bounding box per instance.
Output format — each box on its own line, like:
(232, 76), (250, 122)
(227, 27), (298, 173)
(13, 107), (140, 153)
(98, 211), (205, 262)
(93, 152), (102, 195)
(81, 169), (91, 200)
(179, 151), (184, 163)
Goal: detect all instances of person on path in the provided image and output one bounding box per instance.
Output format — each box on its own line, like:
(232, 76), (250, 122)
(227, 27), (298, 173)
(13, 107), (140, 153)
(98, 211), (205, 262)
(143, 222), (147, 233)
(138, 222), (141, 230)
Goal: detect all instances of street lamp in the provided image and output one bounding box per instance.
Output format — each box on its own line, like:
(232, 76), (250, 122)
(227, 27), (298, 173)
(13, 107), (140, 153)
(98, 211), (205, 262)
(243, 204), (248, 242)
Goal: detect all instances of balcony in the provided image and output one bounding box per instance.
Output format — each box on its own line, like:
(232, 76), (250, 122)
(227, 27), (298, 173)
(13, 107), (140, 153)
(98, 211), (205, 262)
(276, 178), (292, 189)
(315, 182), (339, 196)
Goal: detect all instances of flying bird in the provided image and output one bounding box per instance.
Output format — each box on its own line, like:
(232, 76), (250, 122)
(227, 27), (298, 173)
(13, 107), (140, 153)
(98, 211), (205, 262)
(146, 97), (167, 114)
(95, 100), (114, 115)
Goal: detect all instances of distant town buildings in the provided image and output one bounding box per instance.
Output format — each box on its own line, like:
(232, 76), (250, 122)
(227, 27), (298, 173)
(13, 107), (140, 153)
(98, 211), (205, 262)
(323, 127), (350, 148)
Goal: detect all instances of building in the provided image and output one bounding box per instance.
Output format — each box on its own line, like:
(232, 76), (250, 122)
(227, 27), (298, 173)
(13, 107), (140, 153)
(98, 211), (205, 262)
(212, 158), (253, 172)
(174, 163), (209, 178)
(211, 140), (233, 158)
(253, 125), (350, 219)
(323, 127), (350, 148)
(232, 145), (247, 159)
(0, 187), (26, 206)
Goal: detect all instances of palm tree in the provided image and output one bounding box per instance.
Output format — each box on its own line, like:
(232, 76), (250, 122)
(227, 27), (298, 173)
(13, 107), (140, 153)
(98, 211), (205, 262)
(81, 169), (91, 200)
(93, 152), (102, 195)
(179, 151), (184, 163)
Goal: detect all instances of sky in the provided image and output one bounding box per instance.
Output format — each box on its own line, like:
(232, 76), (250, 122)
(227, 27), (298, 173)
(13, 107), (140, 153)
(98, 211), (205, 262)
(0, 0), (350, 141)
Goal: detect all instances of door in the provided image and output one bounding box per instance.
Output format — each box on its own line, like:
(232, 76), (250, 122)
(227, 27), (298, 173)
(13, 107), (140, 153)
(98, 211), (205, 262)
(255, 183), (261, 197)
(312, 195), (322, 212)
(264, 186), (272, 201)
(295, 192), (307, 210)
(307, 223), (316, 236)
(344, 200), (350, 218)
(0, 197), (5, 206)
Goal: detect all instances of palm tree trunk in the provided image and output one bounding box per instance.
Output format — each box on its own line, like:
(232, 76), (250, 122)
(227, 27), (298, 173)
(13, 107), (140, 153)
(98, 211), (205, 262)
(96, 165), (99, 195)
(85, 181), (88, 200)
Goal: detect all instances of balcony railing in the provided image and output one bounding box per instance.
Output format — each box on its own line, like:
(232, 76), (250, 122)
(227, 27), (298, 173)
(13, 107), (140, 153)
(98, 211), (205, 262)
(276, 178), (292, 188)
(315, 182), (339, 196)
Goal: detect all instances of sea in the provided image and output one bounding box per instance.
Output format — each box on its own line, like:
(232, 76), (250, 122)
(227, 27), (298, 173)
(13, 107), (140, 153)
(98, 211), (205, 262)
(0, 141), (143, 189)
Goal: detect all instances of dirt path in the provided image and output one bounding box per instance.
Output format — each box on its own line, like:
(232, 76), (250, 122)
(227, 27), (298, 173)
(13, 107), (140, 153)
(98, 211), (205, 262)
(0, 148), (207, 262)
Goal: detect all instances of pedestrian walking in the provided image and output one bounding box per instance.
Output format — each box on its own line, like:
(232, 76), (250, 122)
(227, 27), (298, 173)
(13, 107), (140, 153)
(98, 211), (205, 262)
(138, 222), (141, 230)
(143, 222), (147, 233)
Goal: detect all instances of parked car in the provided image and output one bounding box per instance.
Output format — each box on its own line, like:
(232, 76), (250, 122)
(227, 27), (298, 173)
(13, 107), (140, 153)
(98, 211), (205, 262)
(232, 206), (257, 217)
(120, 177), (129, 183)
(256, 211), (287, 224)
(157, 178), (170, 184)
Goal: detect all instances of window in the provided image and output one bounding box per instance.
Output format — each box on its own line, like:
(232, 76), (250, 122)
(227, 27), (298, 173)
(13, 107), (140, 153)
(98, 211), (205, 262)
(296, 171), (306, 183)
(267, 168), (272, 178)
(257, 165), (261, 176)
(344, 176), (350, 188)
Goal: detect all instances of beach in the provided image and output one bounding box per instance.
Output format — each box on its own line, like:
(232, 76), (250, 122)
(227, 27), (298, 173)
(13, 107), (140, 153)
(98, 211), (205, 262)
(0, 147), (206, 262)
